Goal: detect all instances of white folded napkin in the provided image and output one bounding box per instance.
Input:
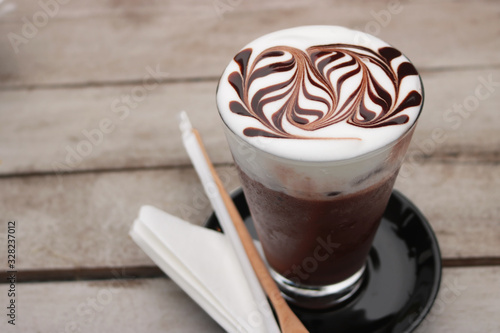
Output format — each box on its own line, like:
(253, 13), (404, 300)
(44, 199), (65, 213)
(129, 205), (272, 333)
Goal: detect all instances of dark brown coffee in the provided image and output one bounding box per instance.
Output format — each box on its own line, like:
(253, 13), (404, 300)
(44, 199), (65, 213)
(238, 166), (398, 286)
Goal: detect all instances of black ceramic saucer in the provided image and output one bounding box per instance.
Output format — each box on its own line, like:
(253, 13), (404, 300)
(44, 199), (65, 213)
(205, 189), (442, 333)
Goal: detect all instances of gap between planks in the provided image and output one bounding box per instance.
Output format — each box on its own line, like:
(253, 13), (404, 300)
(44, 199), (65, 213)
(1, 63), (500, 92)
(1, 258), (500, 284)
(0, 162), (235, 179)
(0, 151), (499, 180)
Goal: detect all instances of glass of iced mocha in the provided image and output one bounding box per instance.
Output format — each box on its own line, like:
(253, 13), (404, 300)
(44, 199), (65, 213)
(216, 26), (424, 309)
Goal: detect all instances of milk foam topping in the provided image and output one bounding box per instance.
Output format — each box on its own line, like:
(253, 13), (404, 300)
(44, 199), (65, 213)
(217, 26), (423, 161)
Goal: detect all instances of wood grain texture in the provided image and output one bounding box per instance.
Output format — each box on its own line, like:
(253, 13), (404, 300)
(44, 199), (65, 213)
(395, 162), (500, 260)
(414, 267), (500, 333)
(1, 68), (499, 175)
(0, 278), (224, 333)
(0, 0), (498, 88)
(0, 166), (241, 270)
(0, 162), (498, 272)
(1, 267), (499, 333)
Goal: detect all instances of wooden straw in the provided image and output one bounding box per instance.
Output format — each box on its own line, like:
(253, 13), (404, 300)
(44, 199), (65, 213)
(192, 128), (309, 333)
(180, 112), (279, 332)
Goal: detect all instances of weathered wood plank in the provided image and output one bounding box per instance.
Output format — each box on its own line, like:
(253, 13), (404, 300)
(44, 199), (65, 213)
(1, 267), (499, 332)
(0, 162), (498, 272)
(1, 68), (499, 175)
(0, 0), (498, 87)
(0, 166), (239, 270)
(395, 163), (500, 260)
(0, 82), (226, 175)
(414, 267), (500, 333)
(0, 0), (212, 20)
(1, 278), (224, 333)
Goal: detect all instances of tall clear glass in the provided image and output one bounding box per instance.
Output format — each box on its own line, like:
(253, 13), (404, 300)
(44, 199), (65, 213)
(216, 26), (423, 309)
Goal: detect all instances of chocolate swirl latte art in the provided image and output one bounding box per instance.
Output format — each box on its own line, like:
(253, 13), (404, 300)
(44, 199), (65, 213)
(228, 44), (421, 137)
(217, 26), (424, 161)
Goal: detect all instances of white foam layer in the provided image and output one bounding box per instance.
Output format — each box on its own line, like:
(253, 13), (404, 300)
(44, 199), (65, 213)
(217, 25), (423, 162)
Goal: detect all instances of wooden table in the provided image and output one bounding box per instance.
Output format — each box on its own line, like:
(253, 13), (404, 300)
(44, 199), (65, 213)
(1, 1), (499, 332)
